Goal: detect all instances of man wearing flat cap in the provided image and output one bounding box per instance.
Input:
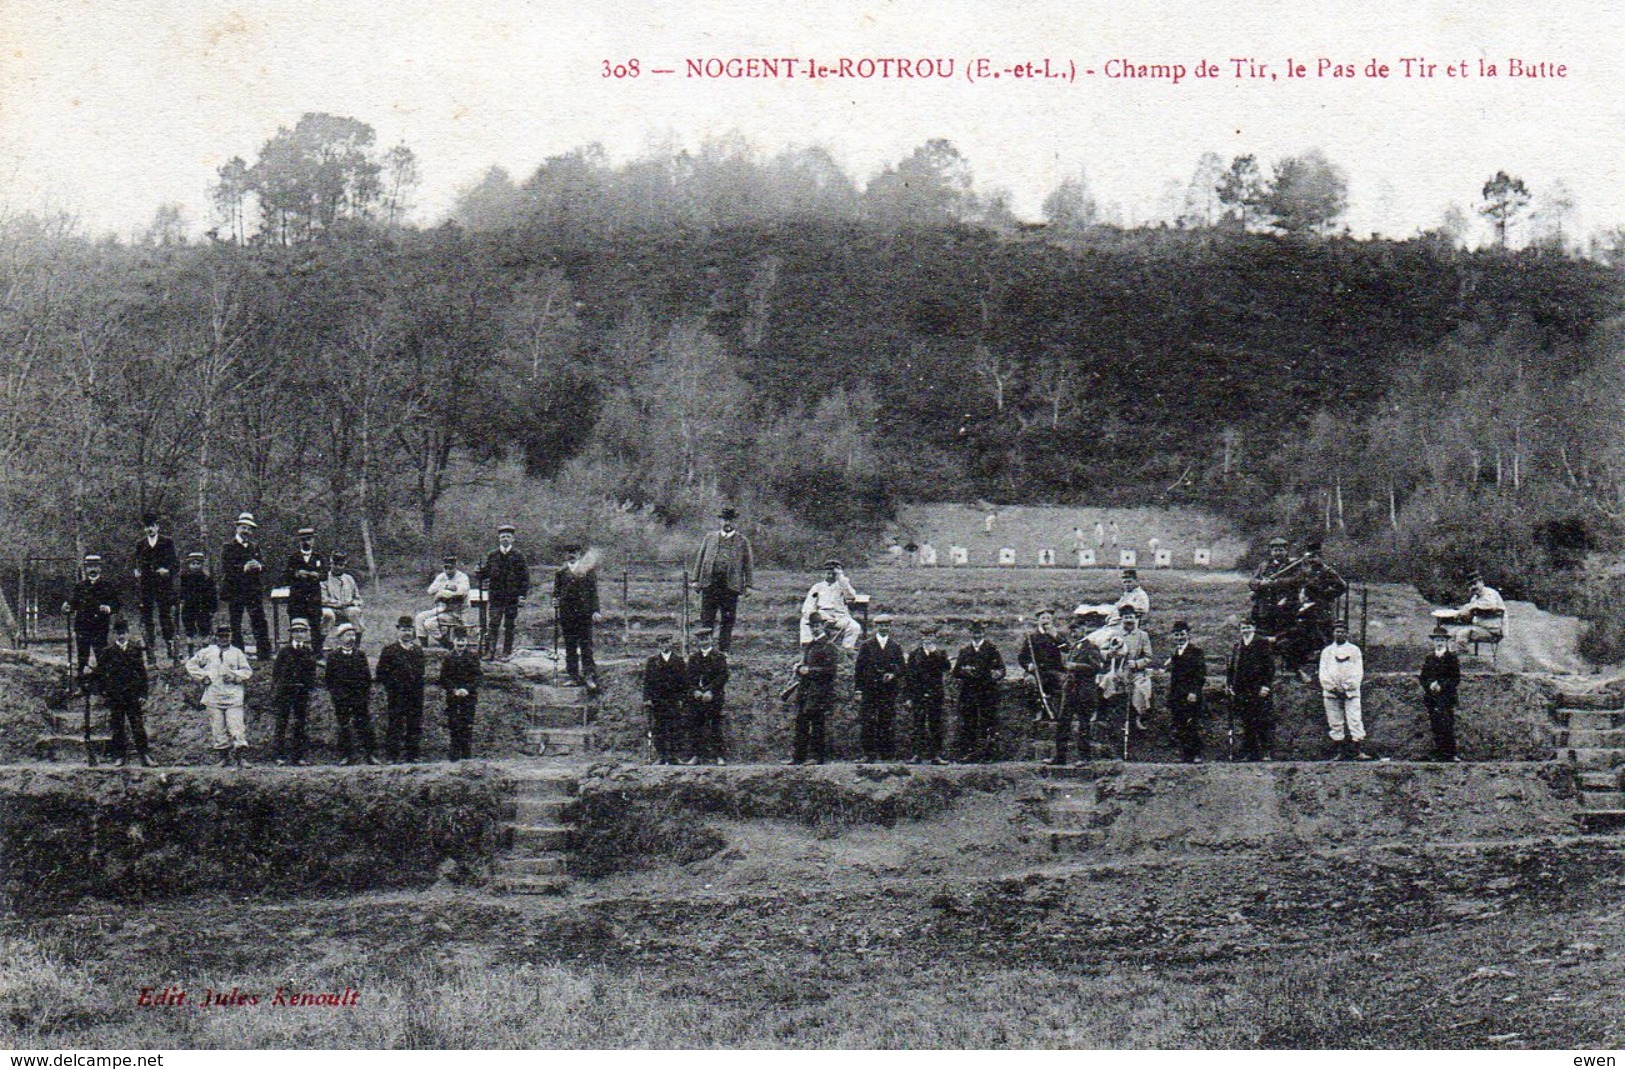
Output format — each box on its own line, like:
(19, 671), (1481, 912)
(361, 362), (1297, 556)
(642, 632), (689, 764)
(321, 552), (364, 642)
(100, 617), (152, 767)
(220, 512), (272, 660)
(1290, 540), (1348, 683)
(800, 560), (862, 650)
(282, 527), (329, 656)
(64, 553), (120, 684)
(691, 507), (753, 652)
(480, 525), (529, 660)
(789, 615), (839, 764)
(905, 623), (952, 764)
(1249, 536), (1298, 637)
(439, 627), (482, 761)
(554, 543), (601, 691)
(1017, 608), (1066, 725)
(131, 513), (180, 665)
(855, 612), (907, 761)
(1054, 616), (1106, 765)
(271, 617), (319, 765)
(1115, 569), (1150, 624)
(185, 621), (253, 767)
(324, 622), (376, 765)
(1447, 572), (1505, 652)
(1166, 621), (1206, 763)
(416, 555), (471, 647)
(377, 615), (427, 762)
(686, 626), (730, 765)
(952, 620), (1006, 762)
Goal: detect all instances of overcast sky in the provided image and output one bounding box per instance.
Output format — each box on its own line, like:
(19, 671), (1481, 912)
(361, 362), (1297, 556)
(1, 0), (1620, 243)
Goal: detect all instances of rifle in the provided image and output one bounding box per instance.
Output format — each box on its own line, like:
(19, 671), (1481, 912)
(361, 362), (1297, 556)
(82, 661), (97, 767)
(1024, 632), (1057, 723)
(779, 654), (803, 703)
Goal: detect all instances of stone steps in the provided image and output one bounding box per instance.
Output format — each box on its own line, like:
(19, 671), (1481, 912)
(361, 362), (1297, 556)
(523, 725), (598, 757)
(1557, 705), (1625, 835)
(1558, 709), (1622, 731)
(491, 769), (580, 897)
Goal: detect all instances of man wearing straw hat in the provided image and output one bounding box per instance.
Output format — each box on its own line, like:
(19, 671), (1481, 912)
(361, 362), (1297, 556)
(64, 553), (119, 684)
(220, 511), (272, 660)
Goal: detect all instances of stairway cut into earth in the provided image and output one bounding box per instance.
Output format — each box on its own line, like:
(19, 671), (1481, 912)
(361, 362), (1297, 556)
(1556, 699), (1625, 831)
(526, 682), (598, 757)
(491, 768), (579, 895)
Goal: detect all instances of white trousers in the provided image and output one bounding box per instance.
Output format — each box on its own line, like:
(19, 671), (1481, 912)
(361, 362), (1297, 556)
(801, 610), (861, 649)
(208, 702), (248, 749)
(1323, 689), (1365, 742)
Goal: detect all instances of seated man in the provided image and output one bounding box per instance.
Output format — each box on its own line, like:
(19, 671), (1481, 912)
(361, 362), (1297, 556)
(1114, 569), (1150, 623)
(1447, 571), (1505, 650)
(415, 555), (471, 644)
(800, 559), (863, 650)
(320, 551), (365, 637)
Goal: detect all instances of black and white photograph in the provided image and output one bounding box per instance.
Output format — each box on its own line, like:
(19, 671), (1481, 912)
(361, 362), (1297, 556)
(2, 0), (1624, 1055)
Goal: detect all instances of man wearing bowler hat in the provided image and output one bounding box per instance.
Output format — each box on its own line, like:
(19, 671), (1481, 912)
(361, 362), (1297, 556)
(1421, 625), (1463, 761)
(691, 506), (754, 652)
(377, 614), (427, 762)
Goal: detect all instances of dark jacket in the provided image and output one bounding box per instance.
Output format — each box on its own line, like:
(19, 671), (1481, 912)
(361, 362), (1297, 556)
(1168, 643), (1206, 706)
(272, 643), (319, 695)
(554, 566), (599, 622)
(798, 638), (840, 703)
(481, 548), (530, 602)
(1226, 638), (1275, 697)
(375, 642), (426, 698)
(687, 648), (729, 702)
(67, 578), (120, 631)
(953, 640), (1006, 695)
(97, 641), (148, 702)
(281, 550), (328, 612)
(439, 649), (483, 695)
(179, 569), (218, 615)
(643, 652), (689, 708)
(1420, 649), (1461, 705)
(1018, 630), (1066, 675)
(220, 537), (265, 602)
(854, 635), (907, 695)
(324, 646), (372, 700)
(905, 646), (951, 704)
(132, 536), (180, 596)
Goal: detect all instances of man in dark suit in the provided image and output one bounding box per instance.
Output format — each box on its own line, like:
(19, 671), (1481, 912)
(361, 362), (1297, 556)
(1226, 621), (1276, 761)
(642, 632), (688, 764)
(131, 513), (180, 665)
(220, 512), (272, 660)
(480, 524), (530, 660)
(439, 627), (482, 760)
(854, 613), (907, 761)
(99, 617), (151, 767)
(271, 617), (319, 765)
(686, 627), (730, 765)
(64, 554), (119, 685)
(178, 551), (217, 656)
(281, 527), (328, 656)
(690, 506), (753, 652)
(376, 615), (427, 762)
(1054, 618), (1105, 765)
(1420, 625), (1463, 761)
(554, 544), (600, 691)
(952, 620), (1005, 763)
(905, 623), (951, 764)
(324, 622), (376, 765)
(1018, 608), (1067, 725)
(1166, 620), (1206, 763)
(790, 615), (839, 764)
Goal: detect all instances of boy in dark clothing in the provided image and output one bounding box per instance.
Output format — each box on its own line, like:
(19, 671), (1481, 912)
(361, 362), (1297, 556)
(376, 615), (427, 762)
(99, 618), (152, 767)
(271, 618), (319, 765)
(905, 623), (951, 764)
(324, 622), (375, 764)
(178, 551), (218, 656)
(440, 627), (482, 760)
(1166, 620), (1206, 763)
(642, 632), (688, 764)
(952, 620), (1005, 763)
(1421, 626), (1462, 761)
(686, 627), (730, 765)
